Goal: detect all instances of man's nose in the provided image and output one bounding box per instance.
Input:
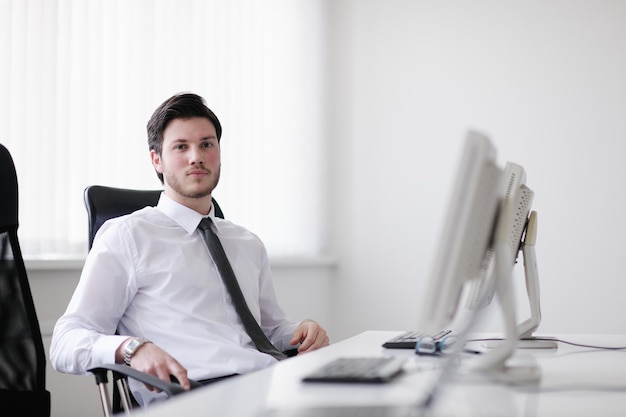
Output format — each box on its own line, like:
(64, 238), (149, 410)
(189, 148), (204, 164)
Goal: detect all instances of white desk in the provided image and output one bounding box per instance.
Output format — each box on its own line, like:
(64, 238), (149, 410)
(134, 331), (626, 417)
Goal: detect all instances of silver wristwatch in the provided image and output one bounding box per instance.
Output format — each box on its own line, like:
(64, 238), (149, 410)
(123, 337), (151, 366)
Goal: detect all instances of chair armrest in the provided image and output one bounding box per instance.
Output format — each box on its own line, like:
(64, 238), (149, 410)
(89, 363), (201, 397)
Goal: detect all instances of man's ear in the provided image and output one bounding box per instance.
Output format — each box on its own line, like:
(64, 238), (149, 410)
(150, 149), (164, 174)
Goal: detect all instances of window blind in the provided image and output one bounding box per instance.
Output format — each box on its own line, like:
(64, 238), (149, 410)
(0, 0), (327, 258)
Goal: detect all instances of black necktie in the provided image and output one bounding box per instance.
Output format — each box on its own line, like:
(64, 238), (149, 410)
(198, 217), (287, 360)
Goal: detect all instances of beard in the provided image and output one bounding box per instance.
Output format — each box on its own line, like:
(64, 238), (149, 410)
(164, 166), (221, 199)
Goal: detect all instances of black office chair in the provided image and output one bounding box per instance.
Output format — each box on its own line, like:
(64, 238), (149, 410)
(0, 144), (51, 416)
(83, 185), (223, 415)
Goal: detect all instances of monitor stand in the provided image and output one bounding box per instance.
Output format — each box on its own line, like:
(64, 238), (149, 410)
(482, 211), (558, 350)
(464, 238), (541, 384)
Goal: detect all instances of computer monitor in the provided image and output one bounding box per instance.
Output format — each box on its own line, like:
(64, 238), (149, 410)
(415, 131), (546, 381)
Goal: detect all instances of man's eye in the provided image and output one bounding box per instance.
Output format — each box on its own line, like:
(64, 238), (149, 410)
(175, 144), (186, 150)
(201, 142), (213, 148)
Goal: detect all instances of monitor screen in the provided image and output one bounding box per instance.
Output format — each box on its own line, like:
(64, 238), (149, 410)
(415, 130), (503, 335)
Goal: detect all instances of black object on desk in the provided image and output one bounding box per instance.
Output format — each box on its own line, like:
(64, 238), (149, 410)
(382, 329), (452, 349)
(302, 357), (406, 383)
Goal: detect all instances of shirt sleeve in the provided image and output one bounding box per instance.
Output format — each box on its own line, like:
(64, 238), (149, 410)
(49, 220), (137, 375)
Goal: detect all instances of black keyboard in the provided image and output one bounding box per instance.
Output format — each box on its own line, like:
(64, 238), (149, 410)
(382, 329), (452, 349)
(302, 357), (406, 383)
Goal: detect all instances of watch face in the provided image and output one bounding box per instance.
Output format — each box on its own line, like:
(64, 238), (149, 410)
(125, 338), (141, 353)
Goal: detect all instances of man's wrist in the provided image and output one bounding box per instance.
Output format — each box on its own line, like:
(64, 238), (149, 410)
(123, 337), (151, 366)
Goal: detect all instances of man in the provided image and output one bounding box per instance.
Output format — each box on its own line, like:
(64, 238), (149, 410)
(50, 92), (329, 406)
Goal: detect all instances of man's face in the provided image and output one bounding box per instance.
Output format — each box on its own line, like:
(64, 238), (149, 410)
(151, 117), (221, 208)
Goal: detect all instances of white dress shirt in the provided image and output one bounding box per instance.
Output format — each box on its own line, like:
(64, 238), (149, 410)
(50, 193), (300, 405)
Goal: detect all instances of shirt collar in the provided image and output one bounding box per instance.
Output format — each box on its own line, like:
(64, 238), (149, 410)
(156, 192), (218, 235)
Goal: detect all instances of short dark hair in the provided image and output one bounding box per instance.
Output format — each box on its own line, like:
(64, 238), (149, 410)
(147, 93), (222, 183)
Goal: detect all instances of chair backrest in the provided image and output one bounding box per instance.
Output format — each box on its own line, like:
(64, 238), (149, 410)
(0, 143), (51, 416)
(84, 185), (224, 250)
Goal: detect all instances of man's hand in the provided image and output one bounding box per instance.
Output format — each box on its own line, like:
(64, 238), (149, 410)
(117, 339), (190, 392)
(289, 319), (330, 353)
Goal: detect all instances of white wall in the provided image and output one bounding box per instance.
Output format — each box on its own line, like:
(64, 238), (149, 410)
(327, 0), (626, 340)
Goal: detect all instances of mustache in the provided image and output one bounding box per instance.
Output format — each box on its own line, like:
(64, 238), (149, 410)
(186, 168), (211, 175)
